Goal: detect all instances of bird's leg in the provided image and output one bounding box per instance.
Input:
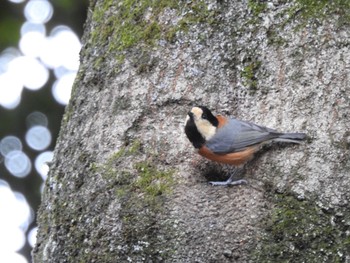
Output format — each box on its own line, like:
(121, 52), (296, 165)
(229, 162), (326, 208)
(209, 167), (247, 186)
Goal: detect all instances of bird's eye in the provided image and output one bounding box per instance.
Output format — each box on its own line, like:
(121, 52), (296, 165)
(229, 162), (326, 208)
(202, 113), (207, 119)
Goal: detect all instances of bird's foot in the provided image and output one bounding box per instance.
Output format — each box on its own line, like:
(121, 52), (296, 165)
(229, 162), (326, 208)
(209, 179), (248, 186)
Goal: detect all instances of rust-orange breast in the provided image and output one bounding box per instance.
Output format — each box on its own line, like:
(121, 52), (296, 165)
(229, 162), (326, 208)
(198, 145), (259, 166)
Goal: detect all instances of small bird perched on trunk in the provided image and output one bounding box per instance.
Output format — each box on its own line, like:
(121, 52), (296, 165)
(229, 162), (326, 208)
(184, 106), (306, 186)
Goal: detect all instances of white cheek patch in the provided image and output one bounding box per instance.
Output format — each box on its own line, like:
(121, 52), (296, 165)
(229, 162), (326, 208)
(195, 119), (216, 141)
(189, 107), (217, 141)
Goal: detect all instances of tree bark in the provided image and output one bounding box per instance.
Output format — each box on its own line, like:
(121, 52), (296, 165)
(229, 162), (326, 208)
(33, 0), (350, 262)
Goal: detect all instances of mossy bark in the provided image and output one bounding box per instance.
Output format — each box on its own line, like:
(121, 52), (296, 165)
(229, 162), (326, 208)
(33, 0), (350, 262)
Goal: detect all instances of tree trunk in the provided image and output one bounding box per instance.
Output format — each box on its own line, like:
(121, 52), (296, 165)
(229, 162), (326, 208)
(33, 0), (350, 262)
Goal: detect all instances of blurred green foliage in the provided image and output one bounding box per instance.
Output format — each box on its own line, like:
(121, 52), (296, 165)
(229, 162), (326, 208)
(0, 16), (22, 50)
(0, 2), (22, 50)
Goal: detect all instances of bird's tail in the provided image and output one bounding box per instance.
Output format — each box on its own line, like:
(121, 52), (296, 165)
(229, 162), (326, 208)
(273, 132), (307, 144)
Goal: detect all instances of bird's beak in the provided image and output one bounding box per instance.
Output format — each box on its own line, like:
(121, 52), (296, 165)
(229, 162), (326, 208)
(187, 111), (194, 118)
(185, 111), (193, 125)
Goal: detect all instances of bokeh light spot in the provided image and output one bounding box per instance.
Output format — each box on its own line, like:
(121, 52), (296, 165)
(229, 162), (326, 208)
(25, 126), (52, 151)
(54, 66), (72, 79)
(28, 227), (38, 248)
(0, 136), (22, 157)
(0, 253), (28, 263)
(5, 150), (32, 178)
(52, 72), (76, 105)
(14, 192), (34, 230)
(40, 26), (81, 70)
(0, 227), (26, 251)
(0, 48), (21, 74)
(35, 151), (53, 180)
(26, 111), (48, 128)
(0, 183), (32, 229)
(8, 0), (26, 3)
(21, 21), (46, 36)
(0, 72), (23, 109)
(19, 31), (46, 58)
(8, 56), (49, 90)
(0, 183), (32, 259)
(24, 0), (53, 24)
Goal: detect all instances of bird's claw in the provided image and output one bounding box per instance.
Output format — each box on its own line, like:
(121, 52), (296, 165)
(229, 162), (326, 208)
(209, 179), (248, 186)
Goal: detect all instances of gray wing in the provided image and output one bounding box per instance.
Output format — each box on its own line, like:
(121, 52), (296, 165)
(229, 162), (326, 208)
(206, 118), (280, 154)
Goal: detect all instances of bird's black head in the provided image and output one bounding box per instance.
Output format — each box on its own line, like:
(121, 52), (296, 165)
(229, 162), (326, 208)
(196, 106), (219, 127)
(184, 106), (218, 148)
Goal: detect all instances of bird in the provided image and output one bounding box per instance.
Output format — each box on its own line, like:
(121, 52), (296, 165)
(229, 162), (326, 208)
(184, 106), (306, 186)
